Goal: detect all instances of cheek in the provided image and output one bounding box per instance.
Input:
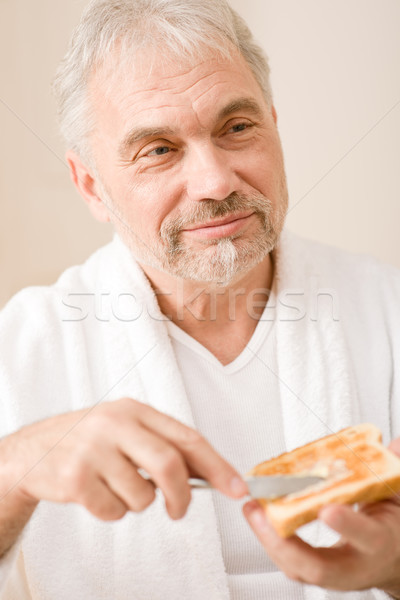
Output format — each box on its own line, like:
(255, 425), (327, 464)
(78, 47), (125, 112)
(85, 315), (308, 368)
(250, 140), (285, 195)
(112, 176), (176, 237)
(238, 154), (278, 197)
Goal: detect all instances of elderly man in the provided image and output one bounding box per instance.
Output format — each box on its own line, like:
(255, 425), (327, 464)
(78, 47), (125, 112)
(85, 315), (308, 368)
(1, 0), (400, 598)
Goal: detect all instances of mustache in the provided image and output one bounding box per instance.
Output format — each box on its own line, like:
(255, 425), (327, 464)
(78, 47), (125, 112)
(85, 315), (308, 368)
(160, 192), (272, 241)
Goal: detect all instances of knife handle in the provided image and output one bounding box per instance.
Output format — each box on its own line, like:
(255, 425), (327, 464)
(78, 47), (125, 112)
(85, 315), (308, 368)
(139, 471), (212, 490)
(187, 478), (213, 489)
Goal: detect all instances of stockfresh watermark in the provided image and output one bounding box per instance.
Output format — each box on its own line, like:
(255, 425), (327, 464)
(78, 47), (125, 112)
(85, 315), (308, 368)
(60, 277), (340, 323)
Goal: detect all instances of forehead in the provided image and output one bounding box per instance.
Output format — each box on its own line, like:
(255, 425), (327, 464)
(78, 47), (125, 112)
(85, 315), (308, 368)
(89, 46), (266, 144)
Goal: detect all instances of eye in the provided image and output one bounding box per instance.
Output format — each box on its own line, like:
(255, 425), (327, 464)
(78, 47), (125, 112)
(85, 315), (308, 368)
(230, 123), (248, 133)
(147, 145), (171, 156)
(226, 120), (253, 135)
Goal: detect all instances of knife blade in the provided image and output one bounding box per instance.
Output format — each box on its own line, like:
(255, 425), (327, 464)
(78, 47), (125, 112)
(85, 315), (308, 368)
(188, 475), (325, 499)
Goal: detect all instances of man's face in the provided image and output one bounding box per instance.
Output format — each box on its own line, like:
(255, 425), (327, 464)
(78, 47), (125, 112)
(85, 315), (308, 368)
(89, 46), (288, 284)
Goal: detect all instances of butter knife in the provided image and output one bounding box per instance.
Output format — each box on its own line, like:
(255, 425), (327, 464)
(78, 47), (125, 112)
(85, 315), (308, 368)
(187, 475), (324, 499)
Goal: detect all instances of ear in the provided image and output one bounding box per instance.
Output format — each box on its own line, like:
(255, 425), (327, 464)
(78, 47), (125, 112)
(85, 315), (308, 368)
(65, 150), (111, 223)
(271, 105), (278, 124)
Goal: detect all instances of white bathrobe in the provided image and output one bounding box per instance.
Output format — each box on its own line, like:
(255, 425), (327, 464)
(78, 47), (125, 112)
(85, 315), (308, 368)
(0, 229), (399, 600)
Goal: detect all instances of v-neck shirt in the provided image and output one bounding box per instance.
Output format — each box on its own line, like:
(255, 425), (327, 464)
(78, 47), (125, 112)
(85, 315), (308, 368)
(166, 290), (305, 599)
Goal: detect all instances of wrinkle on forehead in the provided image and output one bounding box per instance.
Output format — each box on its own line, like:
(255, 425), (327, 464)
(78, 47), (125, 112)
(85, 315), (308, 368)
(120, 70), (234, 112)
(90, 41), (246, 105)
(189, 78), (234, 111)
(94, 65), (255, 130)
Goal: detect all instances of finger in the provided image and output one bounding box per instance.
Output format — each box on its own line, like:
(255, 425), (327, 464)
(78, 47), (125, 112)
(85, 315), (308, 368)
(118, 423), (192, 519)
(102, 453), (156, 513)
(77, 474), (128, 521)
(243, 501), (323, 578)
(243, 501), (367, 589)
(136, 402), (247, 498)
(319, 503), (387, 554)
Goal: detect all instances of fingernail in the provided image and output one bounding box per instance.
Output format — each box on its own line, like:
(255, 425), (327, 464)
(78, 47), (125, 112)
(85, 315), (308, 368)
(248, 507), (268, 530)
(230, 476), (248, 497)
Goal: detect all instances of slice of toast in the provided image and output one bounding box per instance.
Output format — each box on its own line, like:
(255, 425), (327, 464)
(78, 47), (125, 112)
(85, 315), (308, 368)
(247, 423), (400, 537)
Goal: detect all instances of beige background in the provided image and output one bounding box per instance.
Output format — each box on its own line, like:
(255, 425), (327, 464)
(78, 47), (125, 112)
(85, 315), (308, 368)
(1, 0), (399, 308)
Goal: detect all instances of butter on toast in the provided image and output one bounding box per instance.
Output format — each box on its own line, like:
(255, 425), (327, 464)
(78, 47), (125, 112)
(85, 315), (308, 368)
(247, 424), (400, 537)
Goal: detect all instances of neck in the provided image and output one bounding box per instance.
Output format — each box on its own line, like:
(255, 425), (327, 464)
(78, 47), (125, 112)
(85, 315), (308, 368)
(139, 255), (274, 364)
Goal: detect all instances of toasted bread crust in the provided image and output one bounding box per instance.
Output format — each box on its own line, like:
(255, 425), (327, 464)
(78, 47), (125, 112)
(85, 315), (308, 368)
(248, 424), (400, 537)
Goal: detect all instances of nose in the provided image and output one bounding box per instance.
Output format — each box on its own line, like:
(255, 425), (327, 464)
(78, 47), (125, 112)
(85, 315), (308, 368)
(184, 144), (240, 202)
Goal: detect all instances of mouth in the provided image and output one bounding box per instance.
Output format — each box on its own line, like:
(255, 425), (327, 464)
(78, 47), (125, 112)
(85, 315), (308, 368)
(183, 211), (255, 231)
(181, 211), (256, 240)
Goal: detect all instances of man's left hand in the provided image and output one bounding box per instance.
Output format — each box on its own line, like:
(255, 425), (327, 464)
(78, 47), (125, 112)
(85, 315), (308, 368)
(243, 439), (400, 597)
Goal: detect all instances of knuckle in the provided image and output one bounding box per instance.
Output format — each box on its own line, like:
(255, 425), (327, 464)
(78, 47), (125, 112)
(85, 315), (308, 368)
(86, 407), (114, 432)
(91, 500), (127, 521)
(178, 426), (203, 447)
(94, 398), (148, 428)
(129, 487), (156, 513)
(118, 397), (146, 416)
(91, 398), (134, 423)
(155, 448), (183, 478)
(169, 502), (189, 521)
(166, 493), (191, 521)
(61, 461), (89, 499)
(118, 397), (139, 410)
(104, 505), (128, 521)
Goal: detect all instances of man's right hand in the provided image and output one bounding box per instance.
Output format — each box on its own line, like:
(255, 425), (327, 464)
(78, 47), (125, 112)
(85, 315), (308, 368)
(0, 398), (247, 524)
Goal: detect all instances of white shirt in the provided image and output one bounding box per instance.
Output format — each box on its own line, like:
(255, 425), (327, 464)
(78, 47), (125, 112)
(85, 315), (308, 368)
(166, 291), (306, 599)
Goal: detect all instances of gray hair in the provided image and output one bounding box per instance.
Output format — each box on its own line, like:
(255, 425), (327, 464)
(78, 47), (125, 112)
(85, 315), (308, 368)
(53, 0), (273, 163)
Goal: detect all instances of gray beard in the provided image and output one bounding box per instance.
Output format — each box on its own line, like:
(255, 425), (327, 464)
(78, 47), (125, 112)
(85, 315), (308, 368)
(102, 188), (287, 285)
(157, 192), (286, 284)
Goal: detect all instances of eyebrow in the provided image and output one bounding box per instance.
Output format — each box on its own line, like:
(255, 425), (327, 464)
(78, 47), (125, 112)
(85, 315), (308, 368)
(216, 97), (264, 122)
(118, 126), (175, 158)
(118, 96), (264, 157)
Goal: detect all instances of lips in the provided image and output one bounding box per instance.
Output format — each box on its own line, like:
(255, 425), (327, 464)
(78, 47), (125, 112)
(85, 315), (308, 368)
(182, 211), (255, 231)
